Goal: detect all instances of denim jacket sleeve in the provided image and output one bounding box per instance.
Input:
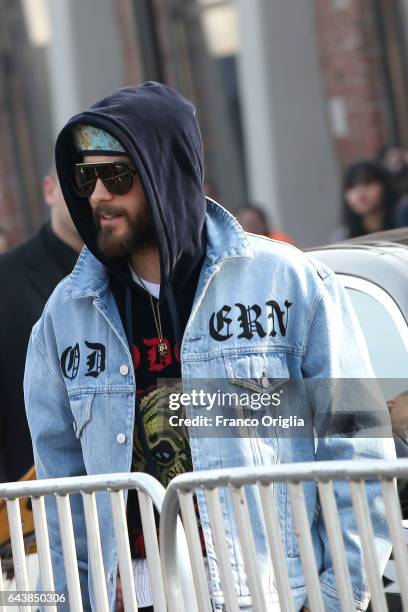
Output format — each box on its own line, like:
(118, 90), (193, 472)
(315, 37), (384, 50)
(23, 322), (90, 610)
(301, 268), (395, 611)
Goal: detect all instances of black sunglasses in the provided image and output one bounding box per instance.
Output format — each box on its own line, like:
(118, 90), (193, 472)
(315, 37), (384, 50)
(73, 161), (137, 198)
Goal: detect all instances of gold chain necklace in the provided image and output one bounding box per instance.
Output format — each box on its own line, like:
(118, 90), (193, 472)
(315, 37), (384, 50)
(136, 274), (168, 359)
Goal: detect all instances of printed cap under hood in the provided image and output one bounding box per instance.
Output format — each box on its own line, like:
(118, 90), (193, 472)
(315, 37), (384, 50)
(55, 82), (207, 303)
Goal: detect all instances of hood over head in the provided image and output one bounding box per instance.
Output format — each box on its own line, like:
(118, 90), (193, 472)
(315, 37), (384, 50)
(55, 81), (207, 297)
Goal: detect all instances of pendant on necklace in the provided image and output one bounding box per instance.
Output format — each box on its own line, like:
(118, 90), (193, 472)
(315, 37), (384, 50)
(158, 342), (168, 358)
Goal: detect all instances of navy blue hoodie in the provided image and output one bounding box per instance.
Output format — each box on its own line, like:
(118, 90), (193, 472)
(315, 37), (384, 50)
(55, 81), (207, 330)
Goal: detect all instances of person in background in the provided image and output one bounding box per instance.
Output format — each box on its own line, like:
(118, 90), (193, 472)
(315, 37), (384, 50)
(332, 160), (398, 241)
(378, 146), (408, 228)
(387, 392), (408, 520)
(236, 203), (294, 243)
(388, 392), (408, 440)
(0, 165), (82, 483)
(0, 227), (9, 254)
(378, 145), (408, 201)
(395, 200), (408, 228)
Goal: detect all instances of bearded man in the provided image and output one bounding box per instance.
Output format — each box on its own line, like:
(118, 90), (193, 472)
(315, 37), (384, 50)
(24, 82), (394, 611)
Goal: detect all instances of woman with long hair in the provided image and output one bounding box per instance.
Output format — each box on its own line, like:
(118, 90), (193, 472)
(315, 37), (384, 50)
(333, 160), (397, 240)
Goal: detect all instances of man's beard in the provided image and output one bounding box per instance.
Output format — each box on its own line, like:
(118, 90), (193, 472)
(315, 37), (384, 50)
(93, 203), (156, 258)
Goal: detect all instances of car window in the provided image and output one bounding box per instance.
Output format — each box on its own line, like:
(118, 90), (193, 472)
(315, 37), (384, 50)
(342, 280), (408, 400)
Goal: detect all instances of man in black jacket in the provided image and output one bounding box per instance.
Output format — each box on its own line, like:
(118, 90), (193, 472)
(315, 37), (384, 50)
(0, 168), (82, 482)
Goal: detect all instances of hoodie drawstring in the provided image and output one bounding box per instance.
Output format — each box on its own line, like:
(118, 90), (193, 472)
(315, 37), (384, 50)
(162, 284), (182, 349)
(124, 285), (157, 478)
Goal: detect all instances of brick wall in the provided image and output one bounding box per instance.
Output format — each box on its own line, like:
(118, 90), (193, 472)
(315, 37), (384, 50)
(314, 0), (389, 166)
(0, 72), (24, 248)
(0, 0), (47, 249)
(113, 0), (144, 85)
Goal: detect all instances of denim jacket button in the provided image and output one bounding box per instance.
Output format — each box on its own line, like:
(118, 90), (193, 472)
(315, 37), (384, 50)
(116, 433), (126, 444)
(120, 365), (129, 376)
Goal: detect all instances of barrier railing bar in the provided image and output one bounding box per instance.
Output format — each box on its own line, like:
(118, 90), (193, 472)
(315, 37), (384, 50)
(0, 472), (169, 500)
(258, 483), (295, 612)
(0, 557), (5, 591)
(0, 555), (12, 612)
(230, 486), (267, 612)
(349, 481), (388, 612)
(317, 481), (355, 612)
(82, 492), (109, 612)
(31, 496), (56, 609)
(159, 489), (186, 612)
(381, 479), (408, 611)
(138, 491), (166, 612)
(178, 490), (212, 611)
(158, 459), (408, 492)
(204, 488), (240, 612)
(288, 482), (325, 612)
(175, 516), (200, 611)
(2, 461), (408, 498)
(6, 498), (31, 611)
(110, 490), (138, 612)
(56, 495), (83, 612)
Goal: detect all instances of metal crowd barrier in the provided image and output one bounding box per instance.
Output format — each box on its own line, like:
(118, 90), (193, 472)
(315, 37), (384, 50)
(0, 473), (196, 612)
(160, 458), (408, 612)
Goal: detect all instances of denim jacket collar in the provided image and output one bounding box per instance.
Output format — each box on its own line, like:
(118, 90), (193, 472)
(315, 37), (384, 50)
(64, 199), (252, 302)
(204, 198), (252, 265)
(64, 247), (110, 302)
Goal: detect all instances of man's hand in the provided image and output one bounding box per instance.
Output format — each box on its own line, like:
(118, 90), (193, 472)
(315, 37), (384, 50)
(387, 392), (408, 437)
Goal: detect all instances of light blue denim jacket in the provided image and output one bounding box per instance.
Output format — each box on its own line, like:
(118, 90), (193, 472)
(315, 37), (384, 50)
(24, 200), (395, 611)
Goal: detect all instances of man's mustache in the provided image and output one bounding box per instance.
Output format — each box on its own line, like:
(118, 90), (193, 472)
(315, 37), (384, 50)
(93, 204), (128, 221)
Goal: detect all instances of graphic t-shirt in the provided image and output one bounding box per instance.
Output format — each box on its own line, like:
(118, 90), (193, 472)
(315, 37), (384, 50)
(110, 264), (204, 607)
(126, 272), (195, 558)
(111, 262), (204, 545)
(130, 295), (193, 489)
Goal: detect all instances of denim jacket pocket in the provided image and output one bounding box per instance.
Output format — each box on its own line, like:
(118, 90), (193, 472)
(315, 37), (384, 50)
(69, 393), (94, 439)
(223, 351), (289, 394)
